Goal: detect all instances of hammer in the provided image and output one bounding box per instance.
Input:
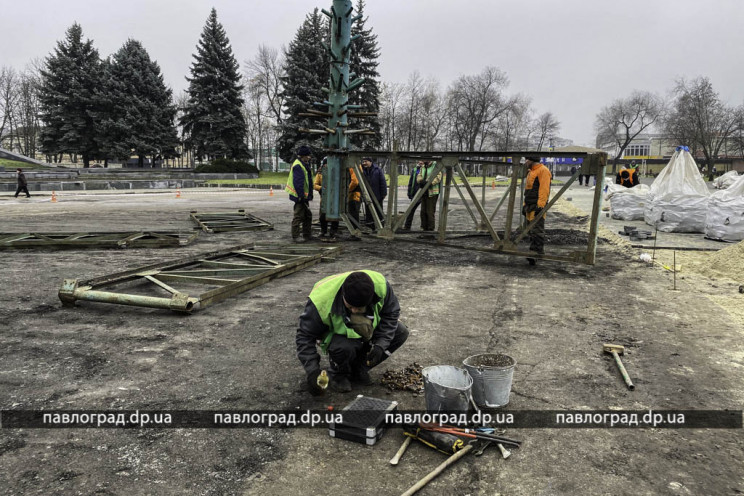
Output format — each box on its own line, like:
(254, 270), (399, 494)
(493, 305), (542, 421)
(603, 344), (635, 390)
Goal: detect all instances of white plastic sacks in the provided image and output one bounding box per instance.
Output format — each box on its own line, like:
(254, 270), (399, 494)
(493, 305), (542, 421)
(644, 150), (710, 232)
(713, 170), (739, 189)
(705, 172), (744, 241)
(610, 184), (650, 220)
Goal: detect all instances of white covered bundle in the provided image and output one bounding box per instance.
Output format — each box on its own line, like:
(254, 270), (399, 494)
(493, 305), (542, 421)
(705, 172), (744, 241)
(610, 184), (650, 220)
(644, 149), (710, 232)
(713, 170), (740, 189)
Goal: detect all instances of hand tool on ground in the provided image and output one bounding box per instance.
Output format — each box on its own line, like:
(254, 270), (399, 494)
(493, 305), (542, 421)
(400, 443), (474, 496)
(419, 423), (522, 447)
(497, 443), (512, 459)
(603, 343), (635, 390)
(389, 436), (412, 465)
(474, 440), (492, 456)
(403, 425), (466, 455)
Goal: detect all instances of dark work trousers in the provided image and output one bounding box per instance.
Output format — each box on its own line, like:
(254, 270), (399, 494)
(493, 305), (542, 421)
(583, 174), (591, 186)
(327, 321), (409, 377)
(403, 199), (421, 229)
(319, 212), (339, 236)
(15, 185), (30, 198)
(420, 194), (438, 231)
(291, 202), (312, 239)
(529, 213), (546, 254)
(347, 200), (361, 229)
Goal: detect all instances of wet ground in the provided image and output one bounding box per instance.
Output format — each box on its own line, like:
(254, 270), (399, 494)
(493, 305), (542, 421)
(0, 186), (742, 495)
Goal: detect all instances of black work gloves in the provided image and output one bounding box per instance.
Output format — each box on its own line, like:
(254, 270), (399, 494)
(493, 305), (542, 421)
(306, 369), (323, 396)
(366, 344), (385, 368)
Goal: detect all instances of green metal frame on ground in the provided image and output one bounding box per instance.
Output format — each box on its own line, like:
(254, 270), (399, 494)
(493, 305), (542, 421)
(58, 243), (341, 313)
(0, 231), (198, 250)
(189, 209), (274, 233)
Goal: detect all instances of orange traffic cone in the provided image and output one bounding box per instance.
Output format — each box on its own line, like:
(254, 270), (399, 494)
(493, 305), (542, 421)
(491, 180), (496, 189)
(269, 187), (274, 197)
(176, 188), (181, 198)
(51, 191), (57, 202)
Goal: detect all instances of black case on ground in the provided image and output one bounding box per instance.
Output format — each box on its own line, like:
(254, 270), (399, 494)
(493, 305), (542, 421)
(328, 395), (398, 445)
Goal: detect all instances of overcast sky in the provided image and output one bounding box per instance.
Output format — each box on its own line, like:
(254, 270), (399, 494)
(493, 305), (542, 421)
(2, 0), (743, 146)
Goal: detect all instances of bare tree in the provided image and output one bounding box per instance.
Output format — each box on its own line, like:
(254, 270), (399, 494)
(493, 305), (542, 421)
(533, 112), (561, 152)
(245, 45), (285, 124)
(663, 77), (740, 174)
(595, 90), (664, 169)
(0, 66), (19, 147)
(243, 78), (272, 169)
(378, 81), (404, 150)
(401, 71), (425, 150)
(418, 81), (446, 151)
(445, 66), (511, 152)
(492, 94), (532, 151)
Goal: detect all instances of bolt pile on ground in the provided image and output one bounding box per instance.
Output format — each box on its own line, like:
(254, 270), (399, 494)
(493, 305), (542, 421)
(381, 363), (424, 392)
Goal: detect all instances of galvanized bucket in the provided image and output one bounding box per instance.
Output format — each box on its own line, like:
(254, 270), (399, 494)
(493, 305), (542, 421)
(463, 353), (516, 408)
(422, 365), (473, 413)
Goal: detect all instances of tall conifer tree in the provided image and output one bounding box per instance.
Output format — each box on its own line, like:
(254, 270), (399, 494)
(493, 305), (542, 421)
(277, 9), (329, 163)
(349, 0), (382, 150)
(39, 23), (103, 167)
(102, 40), (179, 167)
(181, 8), (249, 161)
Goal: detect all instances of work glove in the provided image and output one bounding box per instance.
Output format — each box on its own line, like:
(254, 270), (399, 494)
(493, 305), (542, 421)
(366, 344), (385, 368)
(349, 313), (374, 341)
(306, 369), (323, 396)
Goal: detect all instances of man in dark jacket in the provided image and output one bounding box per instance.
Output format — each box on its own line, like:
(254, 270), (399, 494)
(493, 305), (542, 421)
(15, 168), (31, 198)
(615, 167), (639, 188)
(296, 270), (408, 394)
(361, 157), (387, 230)
(402, 161), (423, 230)
(285, 145), (314, 242)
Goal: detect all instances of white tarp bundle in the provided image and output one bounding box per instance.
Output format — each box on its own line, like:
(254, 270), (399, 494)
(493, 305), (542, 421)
(705, 172), (744, 241)
(713, 170), (740, 189)
(644, 149), (710, 232)
(610, 184), (650, 220)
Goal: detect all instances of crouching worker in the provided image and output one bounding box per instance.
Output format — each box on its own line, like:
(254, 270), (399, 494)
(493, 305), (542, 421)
(296, 271), (409, 395)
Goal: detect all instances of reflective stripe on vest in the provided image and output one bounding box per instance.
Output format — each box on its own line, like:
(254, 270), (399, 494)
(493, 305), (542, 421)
(285, 159), (310, 199)
(308, 270), (388, 352)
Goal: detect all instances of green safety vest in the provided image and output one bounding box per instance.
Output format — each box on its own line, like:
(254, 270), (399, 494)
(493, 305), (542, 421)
(420, 162), (441, 196)
(285, 159), (310, 200)
(309, 270), (388, 352)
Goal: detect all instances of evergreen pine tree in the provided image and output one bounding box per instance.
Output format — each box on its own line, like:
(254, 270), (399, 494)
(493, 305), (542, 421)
(181, 8), (249, 161)
(39, 23), (103, 167)
(348, 0), (382, 150)
(103, 39), (180, 167)
(277, 9), (329, 163)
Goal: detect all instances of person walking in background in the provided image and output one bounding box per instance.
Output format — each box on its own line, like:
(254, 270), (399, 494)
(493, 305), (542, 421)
(416, 160), (442, 232)
(402, 161), (423, 231)
(15, 168), (31, 198)
(314, 157), (339, 241)
(285, 145), (314, 243)
(361, 157), (387, 231)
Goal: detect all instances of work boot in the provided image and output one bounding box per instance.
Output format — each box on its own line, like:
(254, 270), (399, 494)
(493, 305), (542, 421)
(331, 375), (352, 393)
(350, 367), (372, 386)
(526, 257), (537, 266)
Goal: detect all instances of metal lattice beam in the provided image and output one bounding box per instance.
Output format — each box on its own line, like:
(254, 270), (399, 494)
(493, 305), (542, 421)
(189, 210), (273, 233)
(58, 244), (341, 313)
(0, 231), (198, 250)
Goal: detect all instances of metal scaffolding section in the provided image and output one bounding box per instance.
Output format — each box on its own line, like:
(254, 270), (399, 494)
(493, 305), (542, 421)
(0, 231), (198, 250)
(58, 243), (341, 313)
(189, 210), (273, 233)
(337, 150), (608, 265)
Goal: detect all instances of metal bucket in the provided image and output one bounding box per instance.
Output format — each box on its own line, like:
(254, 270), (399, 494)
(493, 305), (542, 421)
(422, 365), (473, 413)
(463, 353), (516, 408)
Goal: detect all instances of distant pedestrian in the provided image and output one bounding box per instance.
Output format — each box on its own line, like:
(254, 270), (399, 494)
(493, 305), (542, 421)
(285, 145), (314, 242)
(583, 173), (591, 187)
(14, 168), (31, 198)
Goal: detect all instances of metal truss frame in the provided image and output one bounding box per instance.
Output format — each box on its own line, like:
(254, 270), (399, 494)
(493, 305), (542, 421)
(330, 150), (607, 265)
(0, 231), (198, 250)
(58, 243), (341, 313)
(189, 210), (274, 233)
